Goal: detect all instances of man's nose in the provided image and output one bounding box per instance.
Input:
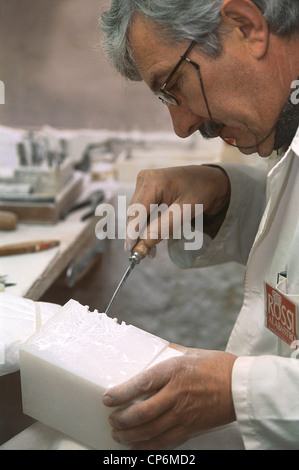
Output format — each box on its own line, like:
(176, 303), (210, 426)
(168, 104), (204, 138)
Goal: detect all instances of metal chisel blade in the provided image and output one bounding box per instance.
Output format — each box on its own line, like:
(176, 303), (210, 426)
(104, 261), (135, 316)
(104, 241), (149, 316)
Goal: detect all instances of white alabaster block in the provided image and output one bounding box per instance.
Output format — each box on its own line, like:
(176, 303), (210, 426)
(19, 299), (180, 449)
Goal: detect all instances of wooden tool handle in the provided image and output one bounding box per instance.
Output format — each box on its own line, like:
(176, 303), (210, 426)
(0, 240), (60, 256)
(0, 211), (18, 230)
(132, 240), (149, 259)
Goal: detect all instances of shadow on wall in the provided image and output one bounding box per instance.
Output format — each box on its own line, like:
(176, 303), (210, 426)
(0, 0), (171, 131)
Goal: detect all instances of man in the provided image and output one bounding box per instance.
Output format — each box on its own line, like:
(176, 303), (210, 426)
(100, 0), (299, 450)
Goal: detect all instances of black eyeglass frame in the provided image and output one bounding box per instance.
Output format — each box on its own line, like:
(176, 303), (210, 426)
(155, 40), (213, 122)
(155, 40), (197, 106)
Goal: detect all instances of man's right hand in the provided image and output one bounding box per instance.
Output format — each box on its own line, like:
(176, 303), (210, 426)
(125, 164), (231, 252)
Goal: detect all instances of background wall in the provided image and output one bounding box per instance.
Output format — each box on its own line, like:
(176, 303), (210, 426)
(0, 0), (172, 131)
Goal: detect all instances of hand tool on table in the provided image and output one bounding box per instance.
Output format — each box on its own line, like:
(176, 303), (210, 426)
(104, 240), (149, 315)
(17, 142), (29, 166)
(0, 275), (16, 291)
(61, 190), (105, 221)
(66, 239), (104, 288)
(0, 240), (60, 256)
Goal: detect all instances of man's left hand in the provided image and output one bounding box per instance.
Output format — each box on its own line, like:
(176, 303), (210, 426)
(102, 346), (237, 450)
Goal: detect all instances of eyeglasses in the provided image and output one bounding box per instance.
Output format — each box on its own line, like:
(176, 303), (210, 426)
(155, 40), (214, 123)
(155, 40), (199, 106)
(155, 40), (276, 151)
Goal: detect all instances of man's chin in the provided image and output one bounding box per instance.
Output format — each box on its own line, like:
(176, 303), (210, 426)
(222, 137), (259, 156)
(256, 139), (276, 158)
(237, 145), (257, 156)
(238, 145), (273, 158)
(225, 134), (275, 158)
(257, 148), (275, 158)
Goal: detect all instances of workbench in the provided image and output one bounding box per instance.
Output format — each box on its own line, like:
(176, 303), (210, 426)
(0, 212), (98, 300)
(0, 183), (107, 301)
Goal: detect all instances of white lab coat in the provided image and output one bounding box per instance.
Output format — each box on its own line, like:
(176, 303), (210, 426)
(169, 126), (299, 449)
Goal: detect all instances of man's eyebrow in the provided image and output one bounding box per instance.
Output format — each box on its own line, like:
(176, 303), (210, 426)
(149, 69), (169, 91)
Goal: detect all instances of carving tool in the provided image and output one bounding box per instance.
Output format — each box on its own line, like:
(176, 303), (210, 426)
(17, 142), (28, 166)
(105, 240), (149, 315)
(0, 240), (60, 256)
(66, 239), (104, 287)
(0, 275), (16, 290)
(61, 190), (105, 221)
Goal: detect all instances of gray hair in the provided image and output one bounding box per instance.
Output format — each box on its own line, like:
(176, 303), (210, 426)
(99, 0), (299, 81)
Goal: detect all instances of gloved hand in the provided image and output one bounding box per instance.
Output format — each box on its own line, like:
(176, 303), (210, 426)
(102, 345), (237, 450)
(125, 165), (231, 253)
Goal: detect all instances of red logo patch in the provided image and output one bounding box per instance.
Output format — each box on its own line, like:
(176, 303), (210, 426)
(265, 282), (297, 345)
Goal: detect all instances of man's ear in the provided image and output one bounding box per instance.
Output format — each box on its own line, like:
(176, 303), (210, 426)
(221, 0), (269, 59)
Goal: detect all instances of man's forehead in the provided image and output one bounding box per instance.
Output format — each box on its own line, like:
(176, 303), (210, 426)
(129, 13), (165, 49)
